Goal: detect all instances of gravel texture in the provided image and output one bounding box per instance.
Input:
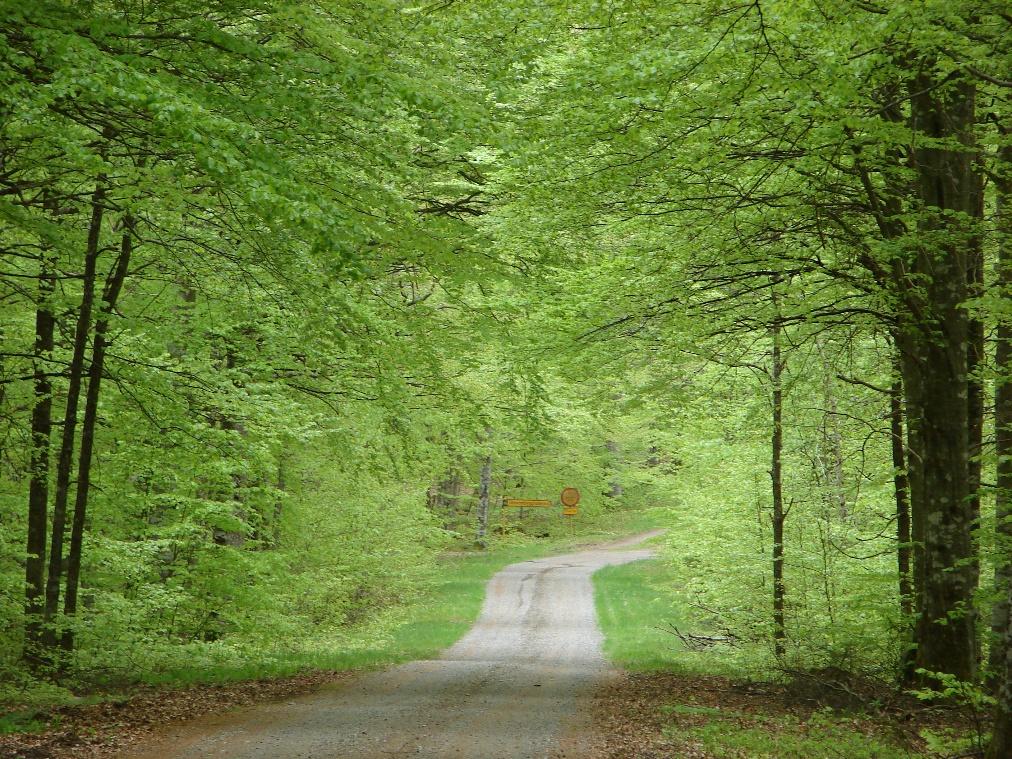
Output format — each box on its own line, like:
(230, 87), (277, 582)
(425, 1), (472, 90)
(116, 531), (660, 759)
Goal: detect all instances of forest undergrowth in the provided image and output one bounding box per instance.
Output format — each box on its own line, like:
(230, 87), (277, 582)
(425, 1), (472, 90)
(594, 558), (984, 758)
(0, 509), (663, 751)
(4, 1), (1012, 755)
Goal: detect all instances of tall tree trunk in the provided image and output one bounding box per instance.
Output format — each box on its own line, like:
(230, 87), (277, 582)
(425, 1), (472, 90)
(42, 180), (105, 648)
(903, 70), (978, 682)
(23, 255), (55, 667)
(987, 121), (1012, 759)
(967, 261), (984, 552)
(430, 469), (462, 529)
(967, 169), (986, 665)
(891, 358), (917, 683)
(62, 222), (132, 652)
(993, 302), (1012, 678)
(771, 306), (786, 657)
(820, 349), (847, 520)
(604, 439), (623, 499)
(475, 454), (492, 549)
(890, 370), (913, 620)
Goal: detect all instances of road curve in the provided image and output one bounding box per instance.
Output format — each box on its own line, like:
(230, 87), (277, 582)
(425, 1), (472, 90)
(119, 531), (660, 759)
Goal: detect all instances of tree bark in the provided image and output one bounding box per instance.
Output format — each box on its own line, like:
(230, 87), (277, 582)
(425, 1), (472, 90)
(967, 168), (986, 665)
(771, 303), (786, 657)
(820, 350), (847, 520)
(62, 222), (133, 652)
(604, 440), (623, 499)
(988, 129), (1012, 749)
(890, 368), (913, 620)
(475, 453), (492, 549)
(42, 180), (105, 648)
(23, 254), (55, 667)
(903, 70), (978, 682)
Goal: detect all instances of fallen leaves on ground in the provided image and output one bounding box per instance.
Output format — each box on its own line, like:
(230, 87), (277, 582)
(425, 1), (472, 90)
(2, 669), (979, 758)
(583, 671), (976, 758)
(0, 670), (354, 759)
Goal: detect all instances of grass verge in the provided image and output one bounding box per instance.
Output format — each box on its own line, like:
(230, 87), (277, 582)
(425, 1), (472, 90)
(347, 505), (669, 666)
(4, 506), (667, 714)
(593, 557), (684, 671)
(662, 706), (917, 759)
(591, 559), (978, 758)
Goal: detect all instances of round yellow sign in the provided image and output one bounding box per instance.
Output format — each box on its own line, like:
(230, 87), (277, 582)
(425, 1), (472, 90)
(560, 487), (581, 507)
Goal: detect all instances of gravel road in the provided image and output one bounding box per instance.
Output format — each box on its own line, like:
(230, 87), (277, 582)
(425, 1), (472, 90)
(120, 531), (660, 759)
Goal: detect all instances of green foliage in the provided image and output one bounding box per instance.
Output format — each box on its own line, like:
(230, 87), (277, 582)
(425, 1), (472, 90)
(656, 360), (908, 677)
(594, 558), (686, 672)
(2, 4), (1011, 754)
(0, 0), (666, 708)
(663, 707), (915, 759)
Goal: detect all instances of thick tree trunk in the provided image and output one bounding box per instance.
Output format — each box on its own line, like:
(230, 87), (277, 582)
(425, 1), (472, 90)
(967, 172), (986, 666)
(475, 454), (492, 548)
(900, 317), (975, 680)
(42, 180), (105, 648)
(987, 132), (1012, 755)
(993, 223), (1012, 678)
(23, 256), (55, 667)
(903, 71), (978, 682)
(62, 223), (132, 652)
(771, 309), (786, 657)
(989, 630), (1012, 759)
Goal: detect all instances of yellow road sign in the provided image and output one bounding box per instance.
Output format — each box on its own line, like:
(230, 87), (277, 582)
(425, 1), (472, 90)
(560, 487), (580, 507)
(504, 498), (553, 508)
(562, 508), (578, 516)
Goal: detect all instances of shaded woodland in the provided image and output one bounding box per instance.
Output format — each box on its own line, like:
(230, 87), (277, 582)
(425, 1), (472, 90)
(2, 1), (1012, 755)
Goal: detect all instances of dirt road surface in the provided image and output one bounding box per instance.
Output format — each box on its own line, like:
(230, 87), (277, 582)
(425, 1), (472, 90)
(119, 531), (660, 759)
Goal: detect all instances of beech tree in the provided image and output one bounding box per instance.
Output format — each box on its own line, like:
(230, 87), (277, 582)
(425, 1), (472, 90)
(5, 2), (1012, 755)
(483, 0), (1012, 686)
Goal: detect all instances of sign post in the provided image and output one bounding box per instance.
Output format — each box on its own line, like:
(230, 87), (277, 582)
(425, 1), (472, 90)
(504, 499), (554, 508)
(503, 497), (553, 526)
(560, 487), (580, 538)
(501, 490), (582, 531)
(560, 487), (580, 516)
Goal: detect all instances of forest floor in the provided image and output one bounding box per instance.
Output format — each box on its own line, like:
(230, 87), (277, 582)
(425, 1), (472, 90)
(1, 530), (656, 758)
(0, 662), (978, 758)
(99, 533), (657, 758)
(1, 528), (978, 759)
(0, 671), (355, 758)
(584, 670), (979, 758)
(589, 557), (982, 759)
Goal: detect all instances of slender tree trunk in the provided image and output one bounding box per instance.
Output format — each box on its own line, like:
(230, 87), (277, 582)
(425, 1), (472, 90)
(890, 371), (913, 619)
(820, 353), (847, 520)
(771, 307), (786, 657)
(23, 255), (55, 667)
(62, 222), (132, 652)
(42, 180), (105, 648)
(967, 255), (984, 555)
(988, 117), (1012, 757)
(475, 436), (492, 549)
(891, 358), (917, 683)
(604, 439), (623, 500)
(272, 452), (287, 548)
